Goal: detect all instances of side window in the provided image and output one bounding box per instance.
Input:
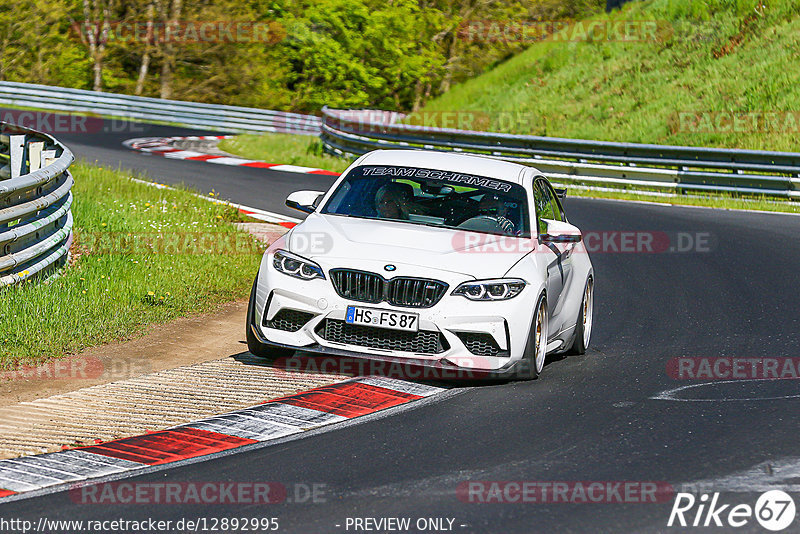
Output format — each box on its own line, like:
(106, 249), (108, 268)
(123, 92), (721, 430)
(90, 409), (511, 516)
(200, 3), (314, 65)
(545, 182), (565, 222)
(533, 180), (556, 233)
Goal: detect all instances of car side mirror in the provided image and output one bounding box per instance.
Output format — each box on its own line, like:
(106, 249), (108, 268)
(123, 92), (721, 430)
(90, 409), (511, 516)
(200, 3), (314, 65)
(286, 190), (325, 214)
(539, 219), (582, 243)
(554, 188), (567, 199)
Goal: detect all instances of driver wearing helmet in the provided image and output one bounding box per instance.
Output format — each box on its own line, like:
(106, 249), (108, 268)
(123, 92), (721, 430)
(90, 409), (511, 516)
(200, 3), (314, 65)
(478, 193), (515, 234)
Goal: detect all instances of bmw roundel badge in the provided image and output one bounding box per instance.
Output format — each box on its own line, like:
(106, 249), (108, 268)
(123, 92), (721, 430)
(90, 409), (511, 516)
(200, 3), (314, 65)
(384, 264), (397, 272)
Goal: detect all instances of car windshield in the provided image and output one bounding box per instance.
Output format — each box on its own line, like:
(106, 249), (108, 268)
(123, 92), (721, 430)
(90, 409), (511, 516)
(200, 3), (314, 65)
(320, 165), (531, 238)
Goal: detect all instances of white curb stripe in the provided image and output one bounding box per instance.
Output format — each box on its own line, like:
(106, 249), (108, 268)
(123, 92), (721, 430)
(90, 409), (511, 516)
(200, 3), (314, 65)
(269, 164), (321, 173)
(123, 136), (341, 176)
(187, 418), (302, 442)
(358, 377), (445, 397)
(206, 157), (255, 166)
(7, 451), (142, 479)
(163, 150), (206, 159)
(236, 403), (346, 427)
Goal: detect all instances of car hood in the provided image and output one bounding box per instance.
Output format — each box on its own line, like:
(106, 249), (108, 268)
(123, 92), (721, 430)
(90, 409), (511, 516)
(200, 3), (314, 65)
(286, 213), (532, 280)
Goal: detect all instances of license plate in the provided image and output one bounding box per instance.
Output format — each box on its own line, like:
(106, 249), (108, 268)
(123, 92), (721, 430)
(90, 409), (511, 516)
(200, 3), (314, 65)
(345, 306), (419, 332)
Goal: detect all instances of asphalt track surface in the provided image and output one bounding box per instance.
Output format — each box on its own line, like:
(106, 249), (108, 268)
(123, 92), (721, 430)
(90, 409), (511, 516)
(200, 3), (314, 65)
(2, 115), (800, 533)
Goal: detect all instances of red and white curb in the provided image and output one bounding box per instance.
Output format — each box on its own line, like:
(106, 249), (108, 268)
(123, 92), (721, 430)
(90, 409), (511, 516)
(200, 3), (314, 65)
(123, 136), (340, 176)
(0, 377), (445, 499)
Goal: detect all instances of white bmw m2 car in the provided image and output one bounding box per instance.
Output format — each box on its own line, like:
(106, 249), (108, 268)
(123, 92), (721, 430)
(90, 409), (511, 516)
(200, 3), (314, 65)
(247, 150), (594, 379)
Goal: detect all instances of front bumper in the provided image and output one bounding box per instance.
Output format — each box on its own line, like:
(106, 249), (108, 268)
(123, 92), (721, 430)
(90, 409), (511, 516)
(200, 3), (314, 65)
(252, 258), (537, 375)
(248, 321), (528, 380)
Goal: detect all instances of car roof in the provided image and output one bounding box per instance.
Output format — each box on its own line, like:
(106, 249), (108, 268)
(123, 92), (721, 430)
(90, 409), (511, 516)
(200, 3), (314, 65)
(356, 150), (533, 185)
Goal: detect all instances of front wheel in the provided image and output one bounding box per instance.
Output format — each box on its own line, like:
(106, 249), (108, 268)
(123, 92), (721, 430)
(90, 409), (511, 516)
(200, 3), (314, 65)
(246, 277), (295, 360)
(519, 294), (548, 380)
(568, 277), (593, 355)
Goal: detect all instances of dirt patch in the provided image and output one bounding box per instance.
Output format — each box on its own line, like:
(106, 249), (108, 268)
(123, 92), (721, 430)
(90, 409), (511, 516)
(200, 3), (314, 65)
(0, 299), (250, 405)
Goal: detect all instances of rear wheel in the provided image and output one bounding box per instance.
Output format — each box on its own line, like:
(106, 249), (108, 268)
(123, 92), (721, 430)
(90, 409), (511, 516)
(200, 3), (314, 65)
(246, 277), (295, 360)
(568, 277), (593, 355)
(519, 294), (548, 380)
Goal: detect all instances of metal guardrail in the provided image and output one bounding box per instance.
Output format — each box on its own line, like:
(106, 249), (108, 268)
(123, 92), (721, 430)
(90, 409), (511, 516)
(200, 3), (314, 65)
(320, 107), (800, 199)
(0, 81), (321, 135)
(0, 122), (74, 287)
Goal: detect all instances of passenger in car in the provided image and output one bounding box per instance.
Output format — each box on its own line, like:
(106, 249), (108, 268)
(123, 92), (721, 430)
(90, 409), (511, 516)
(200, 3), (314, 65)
(375, 182), (414, 220)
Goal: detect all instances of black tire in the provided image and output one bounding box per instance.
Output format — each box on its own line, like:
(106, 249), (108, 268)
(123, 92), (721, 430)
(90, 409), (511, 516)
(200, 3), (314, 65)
(568, 278), (593, 355)
(518, 293), (547, 381)
(246, 277), (295, 360)
(568, 310), (586, 355)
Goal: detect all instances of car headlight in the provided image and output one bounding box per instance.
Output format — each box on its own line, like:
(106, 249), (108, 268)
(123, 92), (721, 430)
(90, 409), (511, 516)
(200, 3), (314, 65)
(452, 278), (526, 301)
(272, 250), (325, 280)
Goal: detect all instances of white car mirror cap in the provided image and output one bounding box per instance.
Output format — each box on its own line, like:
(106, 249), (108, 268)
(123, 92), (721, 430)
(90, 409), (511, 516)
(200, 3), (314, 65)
(286, 190), (325, 213)
(540, 233), (582, 244)
(540, 219), (582, 243)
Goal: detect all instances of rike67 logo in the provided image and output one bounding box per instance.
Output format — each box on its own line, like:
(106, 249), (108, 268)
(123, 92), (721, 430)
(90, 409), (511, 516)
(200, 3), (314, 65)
(668, 490), (796, 531)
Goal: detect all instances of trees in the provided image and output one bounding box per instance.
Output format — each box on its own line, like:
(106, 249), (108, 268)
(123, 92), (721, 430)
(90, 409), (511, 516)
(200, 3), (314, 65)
(0, 0), (90, 86)
(0, 0), (604, 111)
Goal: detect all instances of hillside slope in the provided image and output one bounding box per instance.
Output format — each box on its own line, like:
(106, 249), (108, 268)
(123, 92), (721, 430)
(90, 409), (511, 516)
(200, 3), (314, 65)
(421, 0), (800, 151)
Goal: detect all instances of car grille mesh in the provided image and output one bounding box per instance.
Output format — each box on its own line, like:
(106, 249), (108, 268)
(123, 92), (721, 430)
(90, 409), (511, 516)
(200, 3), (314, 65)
(331, 270), (384, 304)
(456, 332), (503, 357)
(330, 269), (448, 308)
(263, 309), (315, 332)
(318, 319), (447, 354)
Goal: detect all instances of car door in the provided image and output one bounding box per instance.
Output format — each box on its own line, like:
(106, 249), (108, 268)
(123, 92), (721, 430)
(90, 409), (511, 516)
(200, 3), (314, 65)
(534, 178), (574, 335)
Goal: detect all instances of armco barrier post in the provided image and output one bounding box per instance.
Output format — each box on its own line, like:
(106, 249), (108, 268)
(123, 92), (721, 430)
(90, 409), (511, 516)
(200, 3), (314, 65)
(27, 141), (44, 172)
(9, 134), (25, 178)
(0, 133), (9, 180)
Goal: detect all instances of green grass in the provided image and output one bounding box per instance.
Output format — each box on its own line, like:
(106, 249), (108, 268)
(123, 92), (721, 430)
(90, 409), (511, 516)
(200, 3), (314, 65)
(0, 163), (263, 369)
(218, 133), (351, 173)
(419, 0), (800, 152)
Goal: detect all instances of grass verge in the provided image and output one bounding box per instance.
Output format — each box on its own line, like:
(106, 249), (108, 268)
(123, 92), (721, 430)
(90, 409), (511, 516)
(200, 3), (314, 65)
(0, 163), (264, 369)
(419, 0), (800, 152)
(218, 133), (351, 173)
